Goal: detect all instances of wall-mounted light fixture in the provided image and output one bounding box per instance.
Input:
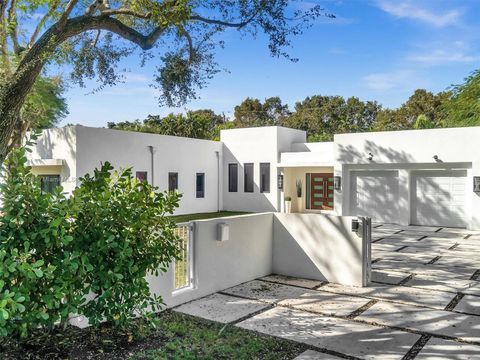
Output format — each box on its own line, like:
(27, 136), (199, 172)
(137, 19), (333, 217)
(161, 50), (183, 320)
(474, 177), (480, 192)
(334, 176), (341, 190)
(277, 174), (284, 190)
(351, 219), (360, 233)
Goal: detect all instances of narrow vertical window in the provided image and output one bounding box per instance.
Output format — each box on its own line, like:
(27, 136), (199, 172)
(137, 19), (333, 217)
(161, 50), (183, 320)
(196, 173), (205, 198)
(136, 171), (148, 183)
(168, 172), (178, 192)
(228, 163), (238, 192)
(306, 173), (311, 209)
(39, 175), (61, 194)
(260, 163), (270, 193)
(244, 163), (254, 193)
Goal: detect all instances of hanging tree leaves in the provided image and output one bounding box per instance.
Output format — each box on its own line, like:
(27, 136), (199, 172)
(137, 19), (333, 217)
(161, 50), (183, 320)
(0, 0), (334, 162)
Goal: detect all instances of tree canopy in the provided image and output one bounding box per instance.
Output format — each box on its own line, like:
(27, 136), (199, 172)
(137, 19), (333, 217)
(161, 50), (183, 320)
(373, 89), (450, 132)
(443, 69), (480, 127)
(0, 0), (333, 162)
(282, 95), (380, 141)
(108, 109), (225, 139)
(233, 96), (290, 127)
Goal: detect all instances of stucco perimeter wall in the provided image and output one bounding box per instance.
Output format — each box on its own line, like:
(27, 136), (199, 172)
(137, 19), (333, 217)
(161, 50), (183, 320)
(334, 126), (480, 229)
(75, 126), (223, 215)
(148, 213), (274, 308)
(272, 213), (365, 286)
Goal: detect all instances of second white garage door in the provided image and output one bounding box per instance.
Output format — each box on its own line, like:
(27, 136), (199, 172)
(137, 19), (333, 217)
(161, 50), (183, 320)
(411, 170), (467, 228)
(350, 170), (400, 224)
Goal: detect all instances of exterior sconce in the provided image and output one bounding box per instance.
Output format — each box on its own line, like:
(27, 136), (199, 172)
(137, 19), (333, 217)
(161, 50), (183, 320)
(277, 174), (284, 190)
(474, 177), (480, 192)
(334, 176), (341, 190)
(367, 152), (374, 161)
(217, 223), (229, 241)
(351, 219), (360, 233)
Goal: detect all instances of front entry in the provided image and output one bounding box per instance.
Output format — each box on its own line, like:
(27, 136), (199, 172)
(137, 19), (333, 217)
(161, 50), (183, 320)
(309, 173), (334, 210)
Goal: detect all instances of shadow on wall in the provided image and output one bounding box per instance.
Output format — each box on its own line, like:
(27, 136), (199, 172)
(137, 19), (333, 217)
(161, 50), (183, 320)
(337, 141), (468, 228)
(34, 127), (77, 187)
(222, 146), (277, 213)
(272, 213), (366, 286)
(35, 127), (76, 161)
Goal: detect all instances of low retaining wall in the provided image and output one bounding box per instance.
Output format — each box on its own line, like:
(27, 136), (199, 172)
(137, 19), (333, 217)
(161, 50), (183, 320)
(273, 213), (369, 286)
(69, 212), (370, 327)
(149, 213), (274, 308)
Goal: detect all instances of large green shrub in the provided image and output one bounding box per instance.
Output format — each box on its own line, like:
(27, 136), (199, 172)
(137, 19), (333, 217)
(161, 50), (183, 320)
(0, 142), (180, 337)
(71, 163), (180, 327)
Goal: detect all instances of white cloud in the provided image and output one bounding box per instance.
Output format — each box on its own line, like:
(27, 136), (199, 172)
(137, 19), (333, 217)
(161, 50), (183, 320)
(376, 0), (462, 27)
(363, 70), (421, 91)
(408, 50), (476, 65)
(407, 41), (478, 65)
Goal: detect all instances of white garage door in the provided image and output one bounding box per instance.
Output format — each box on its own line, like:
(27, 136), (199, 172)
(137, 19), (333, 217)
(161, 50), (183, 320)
(412, 170), (467, 228)
(350, 171), (399, 223)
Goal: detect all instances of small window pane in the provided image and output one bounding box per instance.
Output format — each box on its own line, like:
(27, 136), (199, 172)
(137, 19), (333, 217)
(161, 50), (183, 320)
(244, 163), (254, 193)
(169, 172), (178, 192)
(39, 175), (61, 194)
(260, 163), (270, 193)
(228, 163), (238, 192)
(136, 171), (148, 183)
(196, 173), (205, 198)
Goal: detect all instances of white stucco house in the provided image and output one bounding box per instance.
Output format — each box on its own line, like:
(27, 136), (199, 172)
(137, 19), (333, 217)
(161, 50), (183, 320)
(28, 124), (480, 230)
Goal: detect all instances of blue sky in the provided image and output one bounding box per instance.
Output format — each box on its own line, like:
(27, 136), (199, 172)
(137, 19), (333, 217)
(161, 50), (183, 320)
(61, 0), (480, 127)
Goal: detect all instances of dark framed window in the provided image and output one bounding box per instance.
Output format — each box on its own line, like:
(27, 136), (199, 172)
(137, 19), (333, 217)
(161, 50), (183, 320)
(228, 163), (238, 192)
(136, 171), (148, 183)
(39, 175), (61, 194)
(168, 172), (178, 192)
(196, 173), (205, 198)
(244, 163), (254, 193)
(260, 163), (270, 193)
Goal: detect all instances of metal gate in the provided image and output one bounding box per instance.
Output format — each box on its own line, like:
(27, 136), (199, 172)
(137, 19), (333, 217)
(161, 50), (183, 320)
(174, 223), (193, 291)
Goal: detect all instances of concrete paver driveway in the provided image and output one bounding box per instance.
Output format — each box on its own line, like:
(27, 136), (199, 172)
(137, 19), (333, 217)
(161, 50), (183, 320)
(175, 225), (480, 359)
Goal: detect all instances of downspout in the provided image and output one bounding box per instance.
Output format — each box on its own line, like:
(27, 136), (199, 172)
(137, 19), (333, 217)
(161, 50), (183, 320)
(215, 151), (220, 212)
(148, 146), (155, 185)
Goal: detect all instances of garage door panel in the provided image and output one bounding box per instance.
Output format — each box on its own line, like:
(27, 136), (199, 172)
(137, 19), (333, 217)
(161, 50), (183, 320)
(412, 170), (467, 228)
(350, 171), (399, 224)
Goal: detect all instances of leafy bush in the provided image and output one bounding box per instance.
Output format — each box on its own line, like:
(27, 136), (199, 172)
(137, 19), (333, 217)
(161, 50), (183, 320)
(71, 163), (180, 327)
(0, 141), (180, 337)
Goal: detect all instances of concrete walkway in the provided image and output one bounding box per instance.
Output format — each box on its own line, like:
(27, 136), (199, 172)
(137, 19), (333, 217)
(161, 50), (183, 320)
(175, 225), (480, 359)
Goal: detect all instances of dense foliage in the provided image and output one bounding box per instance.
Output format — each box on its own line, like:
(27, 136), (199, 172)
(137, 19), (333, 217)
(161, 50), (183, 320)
(443, 69), (480, 127)
(108, 109), (225, 140)
(0, 140), (180, 337)
(108, 90), (442, 141)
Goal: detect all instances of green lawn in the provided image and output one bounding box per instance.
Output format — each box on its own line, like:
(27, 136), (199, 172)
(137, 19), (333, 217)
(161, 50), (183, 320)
(170, 211), (251, 224)
(2, 310), (307, 359)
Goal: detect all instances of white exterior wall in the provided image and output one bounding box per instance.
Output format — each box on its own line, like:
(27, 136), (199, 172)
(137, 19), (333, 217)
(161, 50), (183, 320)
(148, 213), (274, 307)
(28, 126), (78, 195)
(221, 126), (305, 212)
(285, 142), (334, 166)
(334, 127), (480, 230)
(75, 126), (223, 215)
(273, 213), (367, 286)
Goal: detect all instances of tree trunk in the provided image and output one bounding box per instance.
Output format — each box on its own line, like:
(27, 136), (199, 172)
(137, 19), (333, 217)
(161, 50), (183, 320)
(0, 60), (44, 163)
(0, 15), (166, 163)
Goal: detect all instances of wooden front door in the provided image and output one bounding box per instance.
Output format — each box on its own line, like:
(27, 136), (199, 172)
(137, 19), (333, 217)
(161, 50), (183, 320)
(310, 173), (334, 210)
